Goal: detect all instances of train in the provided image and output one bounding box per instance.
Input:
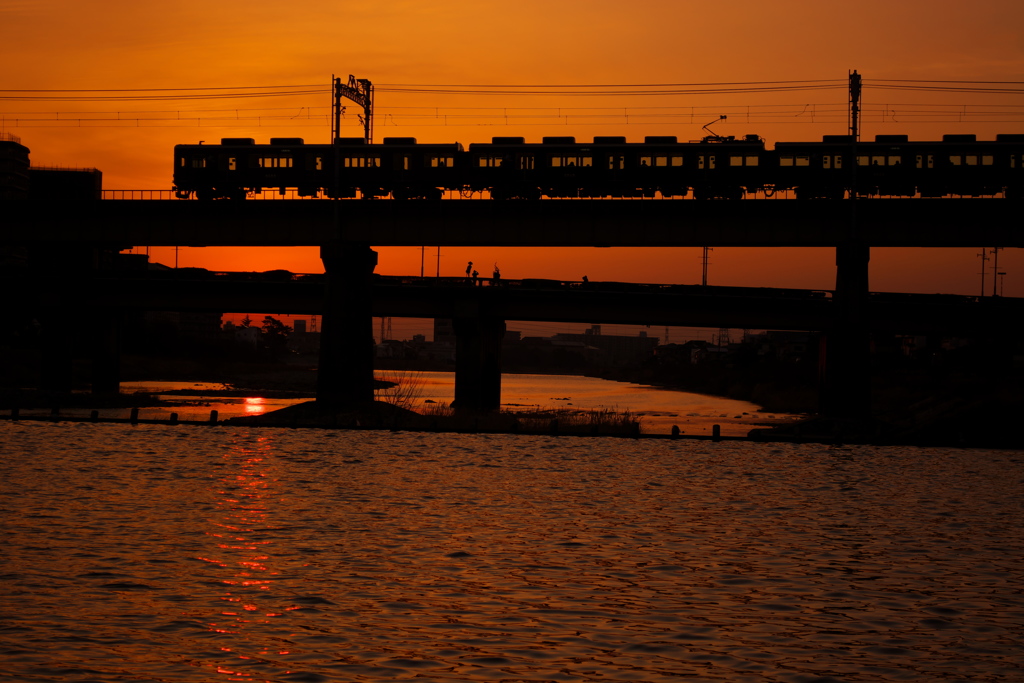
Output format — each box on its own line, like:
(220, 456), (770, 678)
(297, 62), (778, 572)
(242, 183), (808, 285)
(173, 132), (1024, 201)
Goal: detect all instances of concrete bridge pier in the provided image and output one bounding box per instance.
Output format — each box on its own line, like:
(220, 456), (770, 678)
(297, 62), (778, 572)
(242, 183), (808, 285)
(452, 316), (506, 413)
(820, 243), (872, 419)
(317, 242), (378, 407)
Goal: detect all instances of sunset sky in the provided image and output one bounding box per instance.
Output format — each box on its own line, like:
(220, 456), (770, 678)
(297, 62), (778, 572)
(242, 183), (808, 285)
(4, 0), (1024, 304)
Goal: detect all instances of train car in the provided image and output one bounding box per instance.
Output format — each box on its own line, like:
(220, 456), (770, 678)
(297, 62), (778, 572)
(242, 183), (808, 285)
(775, 133), (1024, 199)
(174, 137), (465, 199)
(333, 137), (465, 199)
(174, 137), (323, 200)
(914, 134), (1024, 198)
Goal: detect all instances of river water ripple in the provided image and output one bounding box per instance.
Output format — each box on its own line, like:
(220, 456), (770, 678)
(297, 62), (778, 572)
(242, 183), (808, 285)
(1, 422), (1022, 681)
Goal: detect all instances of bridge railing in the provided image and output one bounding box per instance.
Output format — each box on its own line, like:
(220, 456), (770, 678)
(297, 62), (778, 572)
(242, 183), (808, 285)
(102, 189), (803, 201)
(101, 189), (1008, 201)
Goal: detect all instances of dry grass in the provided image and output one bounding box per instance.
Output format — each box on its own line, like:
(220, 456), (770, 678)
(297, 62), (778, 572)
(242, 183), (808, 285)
(374, 370), (426, 412)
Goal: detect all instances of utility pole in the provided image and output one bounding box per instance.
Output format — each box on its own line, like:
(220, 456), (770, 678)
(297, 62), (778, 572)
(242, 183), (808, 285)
(849, 70), (862, 142)
(701, 246), (712, 286)
(991, 247), (1003, 296)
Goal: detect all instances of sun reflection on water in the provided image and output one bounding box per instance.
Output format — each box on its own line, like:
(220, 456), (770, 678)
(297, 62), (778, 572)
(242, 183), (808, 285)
(242, 397), (266, 415)
(203, 434), (284, 679)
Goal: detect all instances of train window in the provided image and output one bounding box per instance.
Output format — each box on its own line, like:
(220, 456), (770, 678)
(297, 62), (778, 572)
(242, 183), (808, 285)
(551, 156), (592, 167)
(824, 156), (842, 169)
(260, 157), (295, 168)
(965, 155), (979, 166)
(888, 156), (901, 166)
(949, 156), (962, 166)
(315, 157), (323, 171)
(228, 157), (237, 171)
(189, 158), (207, 169)
(730, 156), (743, 166)
(608, 156), (625, 170)
(343, 157), (381, 168)
(430, 156), (454, 168)
(477, 156), (503, 167)
(402, 156), (410, 171)
(640, 155), (682, 167)
(519, 156), (535, 170)
(834, 156), (842, 168)
(779, 156), (793, 166)
(983, 155), (994, 165)
(795, 156), (809, 166)
(698, 156), (717, 169)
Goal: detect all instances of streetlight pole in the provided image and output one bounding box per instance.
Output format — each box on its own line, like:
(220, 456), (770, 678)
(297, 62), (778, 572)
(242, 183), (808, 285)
(977, 248), (989, 296)
(991, 247), (1003, 296)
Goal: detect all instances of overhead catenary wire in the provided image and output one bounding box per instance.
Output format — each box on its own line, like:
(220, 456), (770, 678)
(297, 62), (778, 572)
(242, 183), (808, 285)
(3, 78), (1023, 128)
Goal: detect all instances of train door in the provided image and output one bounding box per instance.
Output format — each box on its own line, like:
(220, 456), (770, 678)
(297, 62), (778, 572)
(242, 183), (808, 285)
(606, 153), (625, 197)
(1009, 152), (1024, 199)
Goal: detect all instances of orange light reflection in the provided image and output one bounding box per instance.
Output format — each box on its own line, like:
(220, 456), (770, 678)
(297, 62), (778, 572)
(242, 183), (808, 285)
(243, 397), (266, 415)
(199, 435), (284, 680)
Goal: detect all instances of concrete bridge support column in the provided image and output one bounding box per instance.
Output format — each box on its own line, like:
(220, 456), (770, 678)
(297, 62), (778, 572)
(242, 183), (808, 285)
(317, 242), (378, 407)
(820, 243), (872, 419)
(90, 310), (122, 395)
(452, 317), (506, 413)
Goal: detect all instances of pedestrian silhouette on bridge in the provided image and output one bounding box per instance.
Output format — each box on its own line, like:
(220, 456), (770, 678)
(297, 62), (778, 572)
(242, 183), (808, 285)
(472, 269), (479, 285)
(466, 261), (473, 278)
(492, 264), (501, 285)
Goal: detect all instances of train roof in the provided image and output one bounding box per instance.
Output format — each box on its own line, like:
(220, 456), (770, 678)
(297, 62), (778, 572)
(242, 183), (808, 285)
(776, 134), (1024, 147)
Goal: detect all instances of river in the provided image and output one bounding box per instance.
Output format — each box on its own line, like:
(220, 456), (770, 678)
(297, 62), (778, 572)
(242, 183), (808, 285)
(1, 422), (1021, 681)
(63, 372), (799, 437)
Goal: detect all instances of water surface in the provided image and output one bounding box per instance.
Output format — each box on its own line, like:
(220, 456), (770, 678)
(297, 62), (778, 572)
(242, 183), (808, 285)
(2, 422), (1021, 681)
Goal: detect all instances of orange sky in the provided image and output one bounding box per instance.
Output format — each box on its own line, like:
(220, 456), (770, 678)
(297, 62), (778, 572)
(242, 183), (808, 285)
(4, 0), (1024, 299)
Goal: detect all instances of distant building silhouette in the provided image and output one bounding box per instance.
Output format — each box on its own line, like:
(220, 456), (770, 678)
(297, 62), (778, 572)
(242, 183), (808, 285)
(0, 134), (30, 200)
